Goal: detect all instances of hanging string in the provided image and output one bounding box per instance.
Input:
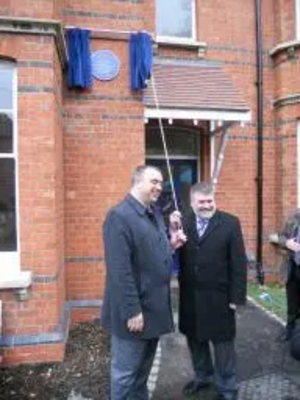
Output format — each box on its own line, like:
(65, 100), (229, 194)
(150, 74), (179, 211)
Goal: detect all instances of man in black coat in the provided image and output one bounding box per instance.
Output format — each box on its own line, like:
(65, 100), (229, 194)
(101, 165), (186, 400)
(173, 182), (247, 400)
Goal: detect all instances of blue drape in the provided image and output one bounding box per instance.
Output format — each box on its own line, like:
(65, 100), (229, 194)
(130, 31), (153, 91)
(66, 28), (92, 89)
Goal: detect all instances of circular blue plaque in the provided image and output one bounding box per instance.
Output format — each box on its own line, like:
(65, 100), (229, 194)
(91, 50), (121, 81)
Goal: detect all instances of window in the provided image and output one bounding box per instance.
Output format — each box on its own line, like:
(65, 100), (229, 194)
(146, 124), (199, 212)
(146, 125), (199, 157)
(0, 61), (19, 270)
(156, 0), (196, 42)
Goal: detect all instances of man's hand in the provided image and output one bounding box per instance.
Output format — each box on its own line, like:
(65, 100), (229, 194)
(169, 211), (187, 249)
(169, 211), (182, 231)
(286, 238), (300, 252)
(170, 228), (187, 250)
(127, 313), (144, 332)
(229, 303), (236, 310)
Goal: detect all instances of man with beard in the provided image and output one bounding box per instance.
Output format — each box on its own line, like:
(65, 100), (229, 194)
(101, 165), (186, 400)
(171, 182), (247, 400)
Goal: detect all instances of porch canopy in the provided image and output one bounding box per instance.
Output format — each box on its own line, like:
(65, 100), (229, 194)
(143, 59), (251, 124)
(143, 59), (251, 187)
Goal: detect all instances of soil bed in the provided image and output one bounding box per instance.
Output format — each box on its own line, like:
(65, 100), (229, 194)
(0, 319), (110, 400)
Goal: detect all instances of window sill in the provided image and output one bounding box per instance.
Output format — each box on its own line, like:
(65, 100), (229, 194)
(155, 37), (207, 57)
(0, 270), (32, 290)
(269, 39), (300, 58)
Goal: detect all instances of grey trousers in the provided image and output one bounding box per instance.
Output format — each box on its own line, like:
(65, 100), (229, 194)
(187, 336), (238, 400)
(111, 335), (158, 400)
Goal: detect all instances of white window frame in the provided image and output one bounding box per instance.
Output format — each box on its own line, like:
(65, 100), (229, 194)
(296, 0), (300, 39)
(156, 0), (197, 45)
(0, 61), (20, 272)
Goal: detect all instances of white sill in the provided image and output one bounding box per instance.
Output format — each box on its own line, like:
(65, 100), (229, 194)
(0, 270), (32, 290)
(156, 36), (207, 49)
(269, 39), (300, 57)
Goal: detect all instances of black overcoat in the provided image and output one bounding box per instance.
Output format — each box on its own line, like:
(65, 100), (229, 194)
(178, 209), (247, 342)
(101, 194), (174, 340)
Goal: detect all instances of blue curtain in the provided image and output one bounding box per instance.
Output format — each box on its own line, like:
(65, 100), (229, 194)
(130, 32), (153, 91)
(66, 28), (92, 89)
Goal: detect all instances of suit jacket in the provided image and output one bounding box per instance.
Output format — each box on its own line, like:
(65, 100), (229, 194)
(178, 209), (247, 342)
(100, 194), (174, 339)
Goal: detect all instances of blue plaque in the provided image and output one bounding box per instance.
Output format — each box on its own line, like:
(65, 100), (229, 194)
(91, 50), (121, 81)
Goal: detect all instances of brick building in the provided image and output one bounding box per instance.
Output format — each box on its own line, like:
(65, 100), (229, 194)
(0, 0), (299, 364)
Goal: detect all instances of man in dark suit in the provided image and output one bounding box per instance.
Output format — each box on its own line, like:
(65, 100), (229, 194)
(101, 165), (186, 400)
(173, 182), (247, 400)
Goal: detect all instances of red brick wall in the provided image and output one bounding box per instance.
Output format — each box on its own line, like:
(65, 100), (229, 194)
(63, 39), (145, 304)
(0, 32), (65, 363)
(157, 0), (278, 271)
(266, 0), (300, 274)
(272, 0), (300, 262)
(63, 0), (154, 32)
(274, 0), (296, 44)
(0, 0), (62, 19)
(1, 0), (300, 364)
(62, 1), (151, 305)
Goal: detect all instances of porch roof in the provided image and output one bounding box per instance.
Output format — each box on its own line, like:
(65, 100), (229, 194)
(143, 60), (251, 122)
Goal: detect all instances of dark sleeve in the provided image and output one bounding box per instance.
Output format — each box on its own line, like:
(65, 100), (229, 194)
(103, 210), (141, 321)
(278, 218), (294, 249)
(229, 217), (248, 305)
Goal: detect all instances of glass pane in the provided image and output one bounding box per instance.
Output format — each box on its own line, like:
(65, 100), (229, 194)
(0, 112), (13, 153)
(176, 163), (195, 209)
(146, 127), (198, 156)
(157, 0), (192, 38)
(0, 159), (17, 251)
(0, 67), (13, 110)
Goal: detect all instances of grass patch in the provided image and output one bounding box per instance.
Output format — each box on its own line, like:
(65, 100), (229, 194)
(247, 282), (287, 321)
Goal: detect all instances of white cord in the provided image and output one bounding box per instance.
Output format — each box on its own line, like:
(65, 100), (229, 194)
(150, 74), (179, 211)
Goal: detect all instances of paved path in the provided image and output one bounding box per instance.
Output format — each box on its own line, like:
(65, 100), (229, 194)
(153, 289), (300, 400)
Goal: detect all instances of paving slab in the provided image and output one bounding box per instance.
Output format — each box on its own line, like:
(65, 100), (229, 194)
(153, 289), (300, 400)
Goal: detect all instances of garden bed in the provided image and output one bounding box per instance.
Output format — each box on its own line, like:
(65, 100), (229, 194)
(0, 320), (110, 400)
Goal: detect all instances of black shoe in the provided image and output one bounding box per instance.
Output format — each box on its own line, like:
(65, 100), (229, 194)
(182, 380), (211, 396)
